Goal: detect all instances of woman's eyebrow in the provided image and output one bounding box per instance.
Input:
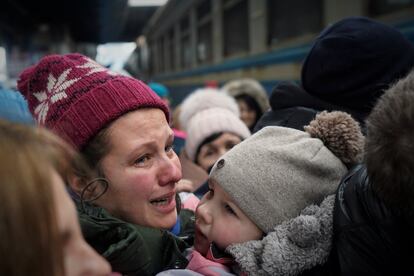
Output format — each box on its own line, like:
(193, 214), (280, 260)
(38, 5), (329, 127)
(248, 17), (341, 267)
(125, 141), (153, 160)
(205, 143), (218, 151)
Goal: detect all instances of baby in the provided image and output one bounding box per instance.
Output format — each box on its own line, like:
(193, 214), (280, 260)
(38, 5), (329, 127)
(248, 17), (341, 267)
(190, 111), (364, 275)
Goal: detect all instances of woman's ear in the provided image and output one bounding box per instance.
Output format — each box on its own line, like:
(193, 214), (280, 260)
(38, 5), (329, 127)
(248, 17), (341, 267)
(66, 175), (84, 197)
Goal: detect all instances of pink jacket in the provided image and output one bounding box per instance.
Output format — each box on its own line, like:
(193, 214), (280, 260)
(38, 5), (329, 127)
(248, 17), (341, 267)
(186, 245), (235, 276)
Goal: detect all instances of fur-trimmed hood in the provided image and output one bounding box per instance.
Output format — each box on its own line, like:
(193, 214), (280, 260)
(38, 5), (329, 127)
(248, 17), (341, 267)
(227, 195), (335, 276)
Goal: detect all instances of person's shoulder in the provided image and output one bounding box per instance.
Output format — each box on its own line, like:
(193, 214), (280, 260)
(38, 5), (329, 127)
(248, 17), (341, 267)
(334, 163), (413, 231)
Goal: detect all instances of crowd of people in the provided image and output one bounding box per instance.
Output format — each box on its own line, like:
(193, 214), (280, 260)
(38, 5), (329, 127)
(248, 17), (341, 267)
(1, 16), (414, 276)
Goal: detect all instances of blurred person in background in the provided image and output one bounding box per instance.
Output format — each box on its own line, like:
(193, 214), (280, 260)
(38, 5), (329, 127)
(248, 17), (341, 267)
(222, 78), (269, 132)
(178, 88), (250, 197)
(301, 17), (414, 128)
(149, 82), (171, 108)
(171, 104), (187, 155)
(149, 82), (187, 155)
(17, 53), (194, 274)
(255, 17), (414, 134)
(0, 119), (115, 276)
(0, 88), (34, 124)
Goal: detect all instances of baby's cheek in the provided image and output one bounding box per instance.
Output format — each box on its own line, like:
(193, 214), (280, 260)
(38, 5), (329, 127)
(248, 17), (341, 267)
(215, 227), (244, 249)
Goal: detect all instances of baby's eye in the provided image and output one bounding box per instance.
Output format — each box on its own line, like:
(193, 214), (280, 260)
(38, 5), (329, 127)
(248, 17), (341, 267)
(225, 204), (236, 216)
(206, 187), (214, 198)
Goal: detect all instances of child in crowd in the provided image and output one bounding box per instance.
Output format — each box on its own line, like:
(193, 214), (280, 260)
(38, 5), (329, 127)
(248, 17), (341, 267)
(160, 110), (364, 275)
(255, 17), (414, 134)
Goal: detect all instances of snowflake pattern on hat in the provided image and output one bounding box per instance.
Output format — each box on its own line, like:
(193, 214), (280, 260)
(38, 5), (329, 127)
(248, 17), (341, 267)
(32, 57), (115, 124)
(18, 53), (169, 150)
(33, 68), (80, 124)
(77, 58), (117, 76)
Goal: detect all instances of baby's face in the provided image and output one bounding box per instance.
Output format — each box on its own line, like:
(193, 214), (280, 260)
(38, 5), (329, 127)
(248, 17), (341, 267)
(194, 179), (263, 255)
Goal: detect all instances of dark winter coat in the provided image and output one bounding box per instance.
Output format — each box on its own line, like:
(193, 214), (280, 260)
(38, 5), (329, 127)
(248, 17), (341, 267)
(76, 200), (194, 276)
(332, 165), (414, 275)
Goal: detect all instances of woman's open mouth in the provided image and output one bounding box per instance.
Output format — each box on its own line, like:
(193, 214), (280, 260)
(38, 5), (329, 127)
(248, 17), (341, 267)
(150, 191), (176, 213)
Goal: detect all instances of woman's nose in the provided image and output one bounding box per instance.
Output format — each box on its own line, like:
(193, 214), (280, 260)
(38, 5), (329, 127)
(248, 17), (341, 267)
(217, 147), (228, 159)
(158, 153), (182, 186)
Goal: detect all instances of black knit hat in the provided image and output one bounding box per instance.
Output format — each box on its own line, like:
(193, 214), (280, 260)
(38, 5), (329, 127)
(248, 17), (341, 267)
(301, 16), (414, 116)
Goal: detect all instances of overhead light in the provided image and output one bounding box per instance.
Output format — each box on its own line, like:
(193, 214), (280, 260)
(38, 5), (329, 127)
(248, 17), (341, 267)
(128, 0), (168, 7)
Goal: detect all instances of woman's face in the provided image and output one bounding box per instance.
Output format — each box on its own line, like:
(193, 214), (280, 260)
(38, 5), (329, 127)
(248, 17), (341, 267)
(98, 108), (182, 229)
(52, 171), (114, 276)
(237, 99), (257, 129)
(196, 132), (242, 172)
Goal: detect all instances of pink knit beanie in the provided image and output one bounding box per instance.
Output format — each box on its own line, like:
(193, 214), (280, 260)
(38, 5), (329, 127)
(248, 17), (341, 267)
(179, 88), (251, 161)
(17, 53), (169, 150)
(185, 107), (251, 161)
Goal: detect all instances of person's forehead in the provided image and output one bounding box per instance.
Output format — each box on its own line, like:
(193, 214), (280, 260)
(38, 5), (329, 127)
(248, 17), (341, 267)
(109, 108), (169, 134)
(105, 109), (172, 153)
(208, 132), (240, 146)
(210, 179), (232, 199)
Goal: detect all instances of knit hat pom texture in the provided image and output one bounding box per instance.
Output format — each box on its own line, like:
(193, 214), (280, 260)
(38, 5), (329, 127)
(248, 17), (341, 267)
(305, 111), (364, 166)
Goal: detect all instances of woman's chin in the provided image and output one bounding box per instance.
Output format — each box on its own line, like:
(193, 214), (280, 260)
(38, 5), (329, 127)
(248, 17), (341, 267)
(156, 209), (178, 230)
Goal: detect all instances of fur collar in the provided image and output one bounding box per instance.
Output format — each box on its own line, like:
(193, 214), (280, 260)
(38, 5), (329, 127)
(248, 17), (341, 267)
(227, 195), (335, 275)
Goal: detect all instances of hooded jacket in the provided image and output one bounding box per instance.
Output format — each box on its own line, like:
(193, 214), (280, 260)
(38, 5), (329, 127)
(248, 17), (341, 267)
(332, 165), (414, 275)
(76, 200), (194, 275)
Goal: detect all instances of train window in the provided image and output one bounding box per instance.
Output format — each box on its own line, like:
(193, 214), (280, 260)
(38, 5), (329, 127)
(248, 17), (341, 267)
(368, 0), (414, 16)
(181, 17), (190, 33)
(180, 17), (191, 69)
(167, 29), (175, 72)
(267, 0), (323, 45)
(223, 0), (249, 57)
(198, 22), (212, 64)
(198, 0), (211, 19)
(158, 38), (165, 73)
(197, 0), (212, 64)
(181, 35), (191, 69)
(149, 41), (157, 75)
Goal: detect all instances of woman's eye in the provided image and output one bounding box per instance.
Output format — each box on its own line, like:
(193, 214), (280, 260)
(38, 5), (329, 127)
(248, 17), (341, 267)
(226, 143), (236, 150)
(135, 155), (149, 166)
(204, 150), (214, 157)
(225, 204), (236, 216)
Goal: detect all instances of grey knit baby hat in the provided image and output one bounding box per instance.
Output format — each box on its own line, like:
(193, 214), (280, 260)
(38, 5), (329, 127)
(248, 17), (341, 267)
(210, 111), (364, 233)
